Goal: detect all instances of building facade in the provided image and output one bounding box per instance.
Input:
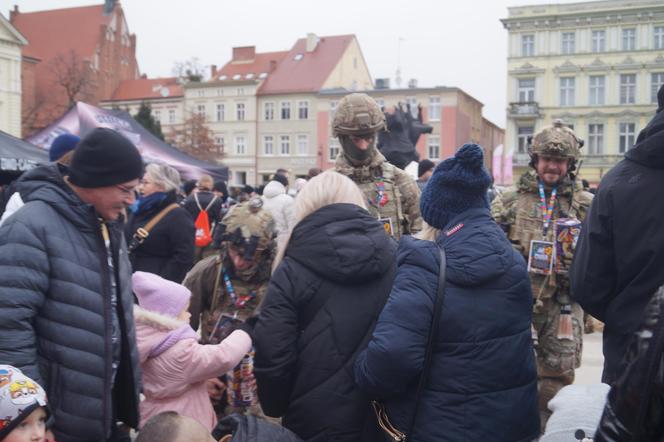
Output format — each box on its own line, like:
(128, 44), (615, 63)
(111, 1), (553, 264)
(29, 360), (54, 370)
(0, 13), (26, 137)
(502, 0), (664, 182)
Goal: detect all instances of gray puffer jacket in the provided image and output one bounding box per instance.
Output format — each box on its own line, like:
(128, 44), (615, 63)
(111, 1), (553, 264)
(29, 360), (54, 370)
(0, 164), (141, 441)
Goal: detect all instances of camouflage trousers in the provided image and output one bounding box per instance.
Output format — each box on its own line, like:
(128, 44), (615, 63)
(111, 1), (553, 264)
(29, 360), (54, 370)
(532, 296), (583, 429)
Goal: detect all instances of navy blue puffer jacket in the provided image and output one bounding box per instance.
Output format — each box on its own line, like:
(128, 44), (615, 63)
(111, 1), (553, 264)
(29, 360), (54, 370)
(355, 208), (539, 442)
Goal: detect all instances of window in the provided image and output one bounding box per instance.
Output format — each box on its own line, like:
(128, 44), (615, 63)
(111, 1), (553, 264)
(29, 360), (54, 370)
(298, 101), (309, 120)
(518, 78), (535, 102)
(329, 101), (338, 123)
(263, 135), (274, 155)
(280, 135), (290, 155)
(217, 89), (224, 96)
(654, 26), (664, 50)
(428, 136), (440, 159)
(215, 136), (224, 154)
(522, 34), (535, 56)
(589, 75), (605, 105)
(153, 110), (161, 122)
(234, 171), (247, 185)
(234, 136), (246, 155)
(281, 102), (291, 120)
(517, 126), (534, 154)
(652, 73), (664, 103)
(620, 74), (636, 104)
(297, 134), (308, 155)
(237, 88), (244, 96)
(216, 104), (225, 122)
(560, 77), (575, 106)
(328, 138), (340, 161)
(587, 124), (604, 154)
(406, 97), (418, 117)
(197, 89), (204, 97)
(428, 97), (441, 121)
(168, 109), (176, 124)
(591, 30), (606, 53)
(197, 105), (206, 120)
(264, 102), (274, 121)
(236, 103), (245, 120)
(619, 122), (636, 153)
(622, 28), (636, 51)
(561, 32), (575, 54)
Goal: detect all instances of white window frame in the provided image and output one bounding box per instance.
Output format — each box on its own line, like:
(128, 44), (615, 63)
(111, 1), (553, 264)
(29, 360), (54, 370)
(329, 101), (338, 123)
(263, 135), (274, 155)
(236, 102), (246, 121)
(168, 109), (176, 124)
(216, 104), (225, 122)
(561, 32), (575, 54)
(620, 74), (637, 105)
(427, 135), (440, 159)
(521, 34), (535, 57)
(517, 126), (534, 154)
(428, 97), (441, 121)
(264, 102), (274, 121)
(622, 28), (636, 51)
(587, 123), (604, 155)
(153, 110), (161, 122)
(406, 97), (418, 118)
(235, 136), (246, 155)
(618, 122), (636, 153)
(518, 78), (535, 102)
(281, 102), (291, 120)
(196, 104), (206, 120)
(591, 30), (606, 53)
(654, 26), (664, 50)
(560, 77), (575, 107)
(280, 135), (290, 155)
(214, 136), (224, 154)
(589, 75), (605, 106)
(328, 138), (340, 161)
(298, 101), (309, 120)
(296, 134), (308, 155)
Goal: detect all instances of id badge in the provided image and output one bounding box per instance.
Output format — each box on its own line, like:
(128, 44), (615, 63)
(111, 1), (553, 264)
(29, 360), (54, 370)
(209, 313), (242, 344)
(527, 240), (555, 275)
(378, 217), (395, 237)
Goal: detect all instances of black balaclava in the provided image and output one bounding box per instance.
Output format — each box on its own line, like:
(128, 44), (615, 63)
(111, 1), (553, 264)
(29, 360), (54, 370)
(340, 133), (377, 165)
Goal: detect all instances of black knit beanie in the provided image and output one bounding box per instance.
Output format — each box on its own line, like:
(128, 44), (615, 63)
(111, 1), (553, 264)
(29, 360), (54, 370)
(68, 128), (144, 188)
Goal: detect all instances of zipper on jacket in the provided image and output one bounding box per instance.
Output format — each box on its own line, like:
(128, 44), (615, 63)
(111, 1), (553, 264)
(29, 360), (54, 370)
(98, 219), (113, 438)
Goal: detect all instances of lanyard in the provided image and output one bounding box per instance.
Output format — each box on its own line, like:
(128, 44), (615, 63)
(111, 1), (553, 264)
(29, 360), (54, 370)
(223, 270), (256, 309)
(538, 181), (557, 238)
(368, 179), (389, 208)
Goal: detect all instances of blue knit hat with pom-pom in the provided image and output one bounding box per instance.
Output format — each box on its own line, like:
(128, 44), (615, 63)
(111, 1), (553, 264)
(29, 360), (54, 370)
(420, 143), (491, 230)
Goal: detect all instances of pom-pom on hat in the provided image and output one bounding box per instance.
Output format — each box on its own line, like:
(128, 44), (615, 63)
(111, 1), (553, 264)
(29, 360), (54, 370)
(132, 271), (192, 318)
(420, 143), (492, 230)
(0, 365), (48, 440)
(49, 133), (80, 162)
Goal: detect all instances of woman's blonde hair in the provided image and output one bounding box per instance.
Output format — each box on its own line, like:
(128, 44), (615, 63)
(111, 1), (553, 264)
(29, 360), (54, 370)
(416, 222), (441, 243)
(145, 163), (181, 193)
(273, 171), (367, 270)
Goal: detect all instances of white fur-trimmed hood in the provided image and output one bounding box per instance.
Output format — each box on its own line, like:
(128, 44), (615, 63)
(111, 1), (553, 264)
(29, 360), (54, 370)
(134, 305), (190, 332)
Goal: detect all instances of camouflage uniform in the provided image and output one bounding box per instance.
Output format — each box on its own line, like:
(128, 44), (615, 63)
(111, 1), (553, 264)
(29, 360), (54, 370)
(183, 199), (276, 417)
(332, 93), (422, 239)
(491, 121), (594, 426)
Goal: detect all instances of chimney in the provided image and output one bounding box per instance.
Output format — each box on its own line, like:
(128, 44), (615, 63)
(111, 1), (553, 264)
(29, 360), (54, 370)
(10, 5), (18, 22)
(140, 73), (147, 79)
(408, 78), (418, 89)
(306, 33), (319, 52)
(269, 60), (278, 72)
(375, 78), (390, 89)
(104, 0), (116, 15)
(210, 64), (217, 78)
(232, 46), (256, 62)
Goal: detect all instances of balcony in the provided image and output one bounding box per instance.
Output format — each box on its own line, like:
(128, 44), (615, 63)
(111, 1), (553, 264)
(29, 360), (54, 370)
(579, 154), (623, 168)
(508, 102), (541, 119)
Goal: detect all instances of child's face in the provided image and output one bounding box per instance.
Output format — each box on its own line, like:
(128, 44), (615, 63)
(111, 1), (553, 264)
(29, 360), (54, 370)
(3, 407), (46, 442)
(177, 302), (191, 322)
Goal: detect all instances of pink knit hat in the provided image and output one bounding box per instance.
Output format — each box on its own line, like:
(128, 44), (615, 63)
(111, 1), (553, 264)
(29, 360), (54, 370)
(132, 271), (192, 318)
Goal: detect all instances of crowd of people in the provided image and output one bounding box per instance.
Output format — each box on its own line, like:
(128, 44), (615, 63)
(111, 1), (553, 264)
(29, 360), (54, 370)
(0, 88), (662, 442)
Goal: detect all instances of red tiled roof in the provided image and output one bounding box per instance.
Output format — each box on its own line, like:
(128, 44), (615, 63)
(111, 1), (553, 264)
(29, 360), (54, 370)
(108, 77), (183, 101)
(12, 4), (110, 61)
(258, 34), (355, 95)
(215, 51), (288, 81)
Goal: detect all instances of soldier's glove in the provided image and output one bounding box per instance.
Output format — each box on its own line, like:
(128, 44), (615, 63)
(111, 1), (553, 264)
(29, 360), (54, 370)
(235, 316), (258, 341)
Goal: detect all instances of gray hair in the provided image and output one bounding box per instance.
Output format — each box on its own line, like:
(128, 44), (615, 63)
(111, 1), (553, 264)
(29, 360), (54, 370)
(144, 163), (181, 193)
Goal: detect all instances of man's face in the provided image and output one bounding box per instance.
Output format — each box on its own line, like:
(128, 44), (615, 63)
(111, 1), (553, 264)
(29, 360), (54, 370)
(421, 169), (433, 181)
(84, 179), (139, 221)
(227, 245), (254, 271)
(350, 134), (375, 152)
(535, 156), (569, 187)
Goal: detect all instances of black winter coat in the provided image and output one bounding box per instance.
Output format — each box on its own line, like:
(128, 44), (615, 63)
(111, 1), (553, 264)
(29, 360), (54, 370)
(571, 91), (664, 384)
(183, 190), (223, 230)
(0, 164), (141, 441)
(125, 192), (195, 282)
(253, 203), (397, 442)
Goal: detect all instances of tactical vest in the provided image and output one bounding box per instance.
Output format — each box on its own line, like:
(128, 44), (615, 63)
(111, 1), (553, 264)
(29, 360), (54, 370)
(356, 164), (406, 239)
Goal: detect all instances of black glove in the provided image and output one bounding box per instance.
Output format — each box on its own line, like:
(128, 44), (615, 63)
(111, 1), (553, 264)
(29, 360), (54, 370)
(235, 316), (258, 341)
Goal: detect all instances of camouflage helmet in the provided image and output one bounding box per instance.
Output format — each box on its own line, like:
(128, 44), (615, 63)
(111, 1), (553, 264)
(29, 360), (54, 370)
(332, 93), (386, 137)
(529, 120), (583, 160)
(217, 198), (277, 261)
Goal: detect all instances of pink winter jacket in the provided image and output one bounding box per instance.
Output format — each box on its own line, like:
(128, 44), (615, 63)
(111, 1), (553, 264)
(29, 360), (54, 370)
(134, 306), (251, 430)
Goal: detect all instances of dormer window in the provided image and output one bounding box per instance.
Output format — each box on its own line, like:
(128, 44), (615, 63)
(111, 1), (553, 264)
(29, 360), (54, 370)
(293, 54), (303, 61)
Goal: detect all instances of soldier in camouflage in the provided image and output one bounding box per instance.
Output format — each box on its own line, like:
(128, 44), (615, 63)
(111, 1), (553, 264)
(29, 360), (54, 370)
(491, 120), (594, 428)
(333, 93), (422, 239)
(183, 198), (277, 417)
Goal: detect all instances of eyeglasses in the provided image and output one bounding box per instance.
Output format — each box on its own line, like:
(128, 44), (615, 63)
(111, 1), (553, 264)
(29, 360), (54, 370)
(115, 184), (138, 196)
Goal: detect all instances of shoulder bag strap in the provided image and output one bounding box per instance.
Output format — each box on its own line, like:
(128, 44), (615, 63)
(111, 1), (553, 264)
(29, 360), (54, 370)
(127, 203), (180, 254)
(407, 243), (446, 437)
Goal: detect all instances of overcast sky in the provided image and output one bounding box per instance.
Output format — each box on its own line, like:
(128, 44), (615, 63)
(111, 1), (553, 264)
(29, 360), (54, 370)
(2, 0), (583, 127)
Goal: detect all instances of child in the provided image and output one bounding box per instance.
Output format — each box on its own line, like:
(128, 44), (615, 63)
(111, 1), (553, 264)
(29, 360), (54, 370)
(0, 365), (52, 442)
(132, 271), (252, 431)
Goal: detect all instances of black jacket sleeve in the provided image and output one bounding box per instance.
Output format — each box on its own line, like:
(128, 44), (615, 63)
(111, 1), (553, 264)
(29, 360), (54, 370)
(570, 184), (616, 321)
(162, 209), (195, 282)
(253, 260), (300, 417)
